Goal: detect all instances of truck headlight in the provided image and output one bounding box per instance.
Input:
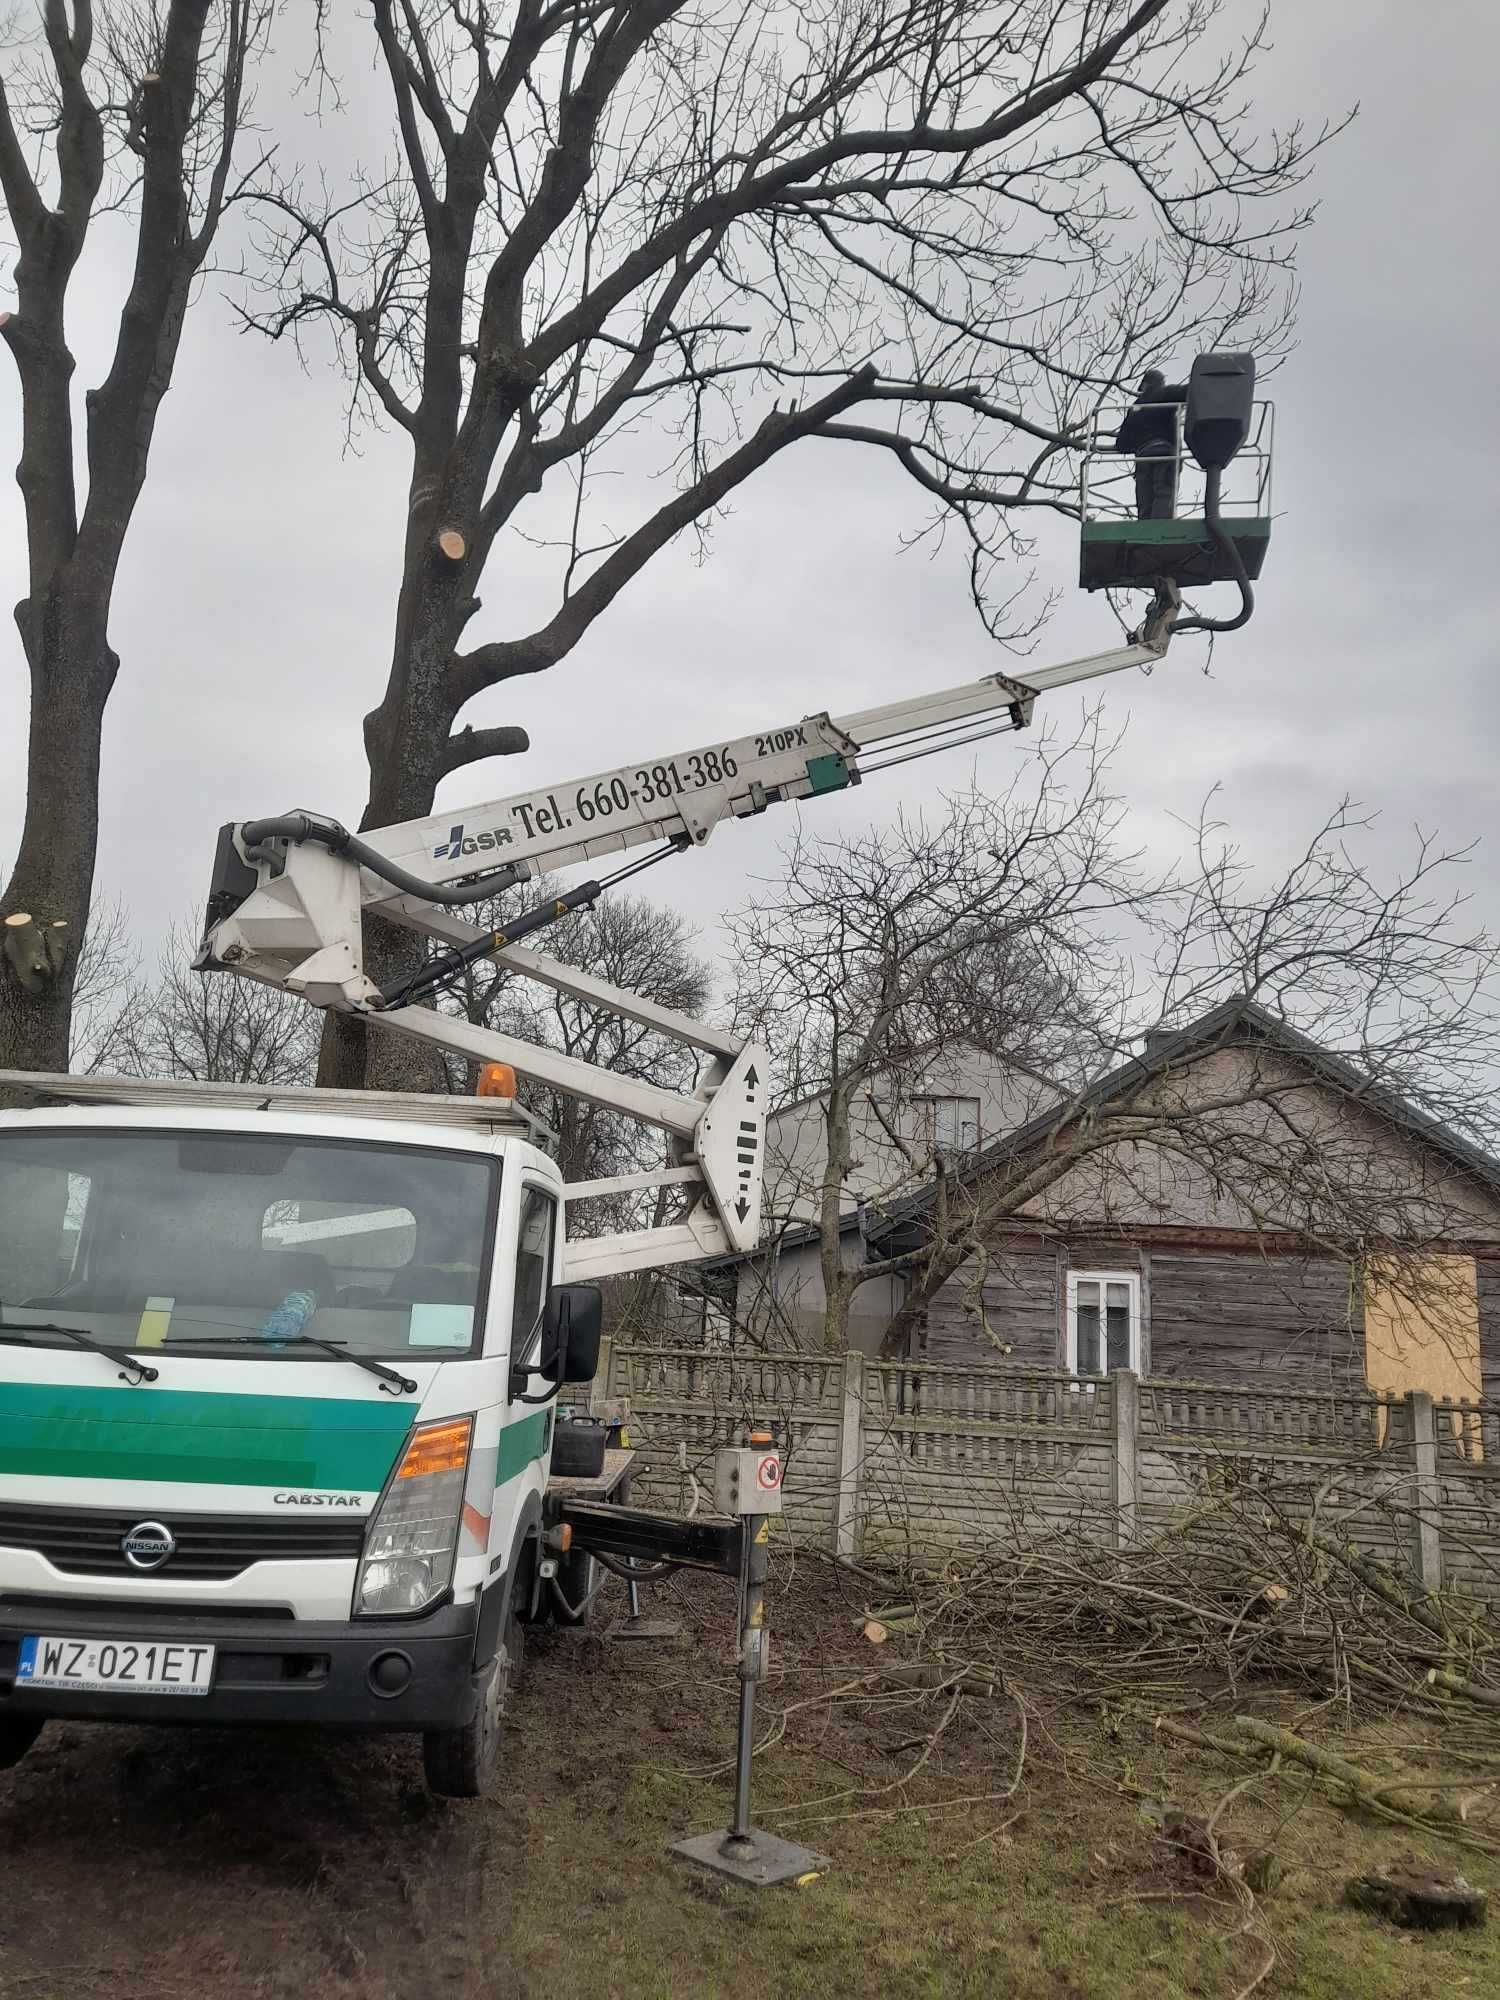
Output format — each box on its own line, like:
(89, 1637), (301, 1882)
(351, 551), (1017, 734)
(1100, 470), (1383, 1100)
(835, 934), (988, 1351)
(356, 1416), (473, 1618)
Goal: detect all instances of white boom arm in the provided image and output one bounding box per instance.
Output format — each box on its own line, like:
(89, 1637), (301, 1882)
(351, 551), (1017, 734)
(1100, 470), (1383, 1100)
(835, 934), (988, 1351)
(344, 629), (1165, 907)
(198, 606), (1178, 1279)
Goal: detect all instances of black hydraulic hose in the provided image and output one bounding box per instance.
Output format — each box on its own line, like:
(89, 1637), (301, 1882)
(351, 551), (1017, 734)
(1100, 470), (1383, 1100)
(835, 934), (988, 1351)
(239, 812), (526, 906)
(546, 1553), (678, 1621)
(593, 1551), (679, 1583)
(381, 835), (692, 1011)
(1173, 464), (1255, 635)
(547, 1570), (608, 1624)
(382, 877), (606, 1009)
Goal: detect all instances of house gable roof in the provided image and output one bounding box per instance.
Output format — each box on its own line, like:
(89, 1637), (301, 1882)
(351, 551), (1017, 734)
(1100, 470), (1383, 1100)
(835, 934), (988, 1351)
(719, 997), (1500, 1267)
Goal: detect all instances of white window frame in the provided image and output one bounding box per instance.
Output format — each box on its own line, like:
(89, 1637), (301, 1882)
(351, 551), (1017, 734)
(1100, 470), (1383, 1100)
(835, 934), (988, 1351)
(1065, 1270), (1141, 1379)
(915, 1094), (982, 1156)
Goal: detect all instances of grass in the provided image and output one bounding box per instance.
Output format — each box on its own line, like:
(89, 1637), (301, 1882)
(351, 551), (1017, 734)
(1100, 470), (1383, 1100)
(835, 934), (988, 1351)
(508, 1744), (1500, 1998)
(504, 1598), (1500, 2000)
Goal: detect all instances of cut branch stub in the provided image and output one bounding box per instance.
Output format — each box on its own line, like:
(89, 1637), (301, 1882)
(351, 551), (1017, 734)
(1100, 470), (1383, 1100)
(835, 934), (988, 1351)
(440, 722), (530, 776)
(2, 913), (70, 993)
(436, 528), (466, 564)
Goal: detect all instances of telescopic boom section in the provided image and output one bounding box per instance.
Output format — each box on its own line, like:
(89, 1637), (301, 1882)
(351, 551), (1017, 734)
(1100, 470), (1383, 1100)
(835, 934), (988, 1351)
(351, 626), (1172, 899)
(196, 609), (1179, 1278)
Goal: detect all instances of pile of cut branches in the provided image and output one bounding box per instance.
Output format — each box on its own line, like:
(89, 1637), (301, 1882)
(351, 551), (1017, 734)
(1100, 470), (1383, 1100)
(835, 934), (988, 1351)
(841, 1485), (1500, 1853)
(860, 1492), (1497, 1714)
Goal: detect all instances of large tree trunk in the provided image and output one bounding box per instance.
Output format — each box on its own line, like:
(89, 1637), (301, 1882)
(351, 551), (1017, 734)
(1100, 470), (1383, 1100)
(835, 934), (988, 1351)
(0, 586), (116, 1084)
(1, 0), (265, 1094)
(317, 521), (481, 1094)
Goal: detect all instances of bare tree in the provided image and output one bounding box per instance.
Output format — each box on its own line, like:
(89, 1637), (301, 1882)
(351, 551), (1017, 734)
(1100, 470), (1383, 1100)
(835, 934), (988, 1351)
(245, 0), (1339, 1088)
(0, 2), (275, 1082)
(729, 721), (1131, 1346)
(96, 917), (320, 1083)
(66, 895), (148, 1073)
(434, 879), (712, 1230)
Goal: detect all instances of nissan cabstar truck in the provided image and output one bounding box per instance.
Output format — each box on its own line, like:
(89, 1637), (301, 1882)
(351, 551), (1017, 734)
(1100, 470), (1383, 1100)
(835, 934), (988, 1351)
(0, 1079), (599, 1797)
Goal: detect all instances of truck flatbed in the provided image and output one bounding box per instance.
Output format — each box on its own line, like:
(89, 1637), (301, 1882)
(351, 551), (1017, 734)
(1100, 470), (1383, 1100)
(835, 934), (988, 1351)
(545, 1446), (636, 1503)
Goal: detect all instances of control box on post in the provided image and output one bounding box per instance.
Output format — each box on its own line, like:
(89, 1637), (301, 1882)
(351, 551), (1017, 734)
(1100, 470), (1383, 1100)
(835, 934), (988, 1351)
(713, 1440), (784, 1515)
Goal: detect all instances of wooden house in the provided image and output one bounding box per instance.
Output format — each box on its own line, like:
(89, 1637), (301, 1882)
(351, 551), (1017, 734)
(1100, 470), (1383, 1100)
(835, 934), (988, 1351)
(703, 1001), (1500, 1400)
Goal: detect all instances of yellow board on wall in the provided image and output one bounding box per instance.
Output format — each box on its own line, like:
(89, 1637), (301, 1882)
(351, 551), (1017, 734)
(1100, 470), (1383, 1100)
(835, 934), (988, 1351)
(1364, 1254), (1482, 1460)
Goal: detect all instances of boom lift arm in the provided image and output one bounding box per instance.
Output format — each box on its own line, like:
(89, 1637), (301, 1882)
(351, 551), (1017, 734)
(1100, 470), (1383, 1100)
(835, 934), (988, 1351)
(197, 596), (1182, 1280)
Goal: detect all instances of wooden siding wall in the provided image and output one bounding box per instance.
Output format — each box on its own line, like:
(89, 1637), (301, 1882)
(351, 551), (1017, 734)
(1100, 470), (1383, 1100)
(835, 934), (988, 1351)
(1483, 1263), (1500, 1401)
(919, 1239), (1500, 1396)
(1147, 1252), (1363, 1387)
(923, 1244), (1065, 1368)
(922, 1237), (1367, 1386)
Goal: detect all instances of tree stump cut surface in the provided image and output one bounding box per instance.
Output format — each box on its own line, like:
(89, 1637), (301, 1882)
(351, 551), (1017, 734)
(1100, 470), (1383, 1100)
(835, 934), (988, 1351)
(1345, 1863), (1488, 1930)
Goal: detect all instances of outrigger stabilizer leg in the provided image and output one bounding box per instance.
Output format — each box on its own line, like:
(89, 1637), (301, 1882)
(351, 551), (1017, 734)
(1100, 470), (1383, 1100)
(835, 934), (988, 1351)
(671, 1430), (830, 1888)
(554, 1426), (829, 1884)
(608, 1555), (685, 1644)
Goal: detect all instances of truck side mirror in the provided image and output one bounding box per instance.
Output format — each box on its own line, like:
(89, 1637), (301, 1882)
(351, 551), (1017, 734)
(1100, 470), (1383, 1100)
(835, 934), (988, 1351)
(545, 1283), (603, 1384)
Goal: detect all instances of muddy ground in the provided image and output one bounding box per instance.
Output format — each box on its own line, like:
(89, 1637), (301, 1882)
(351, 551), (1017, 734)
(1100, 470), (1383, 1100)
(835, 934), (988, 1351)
(0, 1568), (761, 2000)
(1, 1659), (528, 1998)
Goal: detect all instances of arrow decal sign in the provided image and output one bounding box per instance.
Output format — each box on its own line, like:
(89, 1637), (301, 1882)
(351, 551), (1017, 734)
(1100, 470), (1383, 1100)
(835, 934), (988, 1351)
(694, 1043), (769, 1253)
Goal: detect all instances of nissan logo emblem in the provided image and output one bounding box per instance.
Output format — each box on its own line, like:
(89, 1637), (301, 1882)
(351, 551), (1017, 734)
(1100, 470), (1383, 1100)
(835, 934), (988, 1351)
(121, 1521), (177, 1572)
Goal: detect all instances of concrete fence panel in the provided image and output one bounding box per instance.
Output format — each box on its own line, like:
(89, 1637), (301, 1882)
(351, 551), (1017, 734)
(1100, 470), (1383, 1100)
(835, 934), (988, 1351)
(595, 1339), (1500, 1600)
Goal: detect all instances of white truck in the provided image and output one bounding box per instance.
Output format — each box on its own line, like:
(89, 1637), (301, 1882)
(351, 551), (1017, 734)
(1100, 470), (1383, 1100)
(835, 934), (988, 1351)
(0, 368), (1267, 1803)
(0, 1076), (594, 1796)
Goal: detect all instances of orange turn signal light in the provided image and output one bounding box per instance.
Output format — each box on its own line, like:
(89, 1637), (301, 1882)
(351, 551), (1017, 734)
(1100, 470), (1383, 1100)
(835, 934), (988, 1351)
(397, 1416), (474, 1480)
(477, 1062), (517, 1099)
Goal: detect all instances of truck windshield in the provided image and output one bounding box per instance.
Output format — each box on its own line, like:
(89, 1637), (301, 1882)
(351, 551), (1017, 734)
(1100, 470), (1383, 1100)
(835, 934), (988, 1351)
(0, 1129), (498, 1361)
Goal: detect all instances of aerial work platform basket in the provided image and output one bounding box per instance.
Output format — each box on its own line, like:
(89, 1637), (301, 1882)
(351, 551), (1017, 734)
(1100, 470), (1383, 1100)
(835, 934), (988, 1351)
(1079, 397), (1273, 592)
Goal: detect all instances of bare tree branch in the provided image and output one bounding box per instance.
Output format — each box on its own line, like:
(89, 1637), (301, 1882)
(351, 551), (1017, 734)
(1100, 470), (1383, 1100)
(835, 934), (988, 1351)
(440, 720), (532, 775)
(721, 729), (1500, 1360)
(238, 0), (1343, 1087)
(449, 363), (878, 701)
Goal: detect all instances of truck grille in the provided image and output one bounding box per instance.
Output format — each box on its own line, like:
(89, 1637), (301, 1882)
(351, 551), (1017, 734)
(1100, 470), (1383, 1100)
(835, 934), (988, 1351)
(0, 1504), (366, 1581)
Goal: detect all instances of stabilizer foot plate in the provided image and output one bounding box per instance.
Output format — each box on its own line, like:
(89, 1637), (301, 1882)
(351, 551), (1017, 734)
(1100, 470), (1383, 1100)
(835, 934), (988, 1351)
(672, 1827), (830, 1887)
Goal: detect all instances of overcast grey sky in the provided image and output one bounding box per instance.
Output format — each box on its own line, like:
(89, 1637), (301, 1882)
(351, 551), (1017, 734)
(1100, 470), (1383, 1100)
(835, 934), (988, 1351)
(2, 2), (1497, 999)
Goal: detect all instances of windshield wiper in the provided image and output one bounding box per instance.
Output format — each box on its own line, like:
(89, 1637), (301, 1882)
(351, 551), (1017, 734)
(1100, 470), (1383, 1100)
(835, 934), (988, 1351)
(180, 1333), (418, 1396)
(0, 1319), (159, 1386)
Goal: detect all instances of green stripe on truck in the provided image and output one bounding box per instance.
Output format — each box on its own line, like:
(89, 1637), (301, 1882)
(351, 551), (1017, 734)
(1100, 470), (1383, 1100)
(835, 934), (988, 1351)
(0, 1382), (414, 1492)
(496, 1410), (549, 1484)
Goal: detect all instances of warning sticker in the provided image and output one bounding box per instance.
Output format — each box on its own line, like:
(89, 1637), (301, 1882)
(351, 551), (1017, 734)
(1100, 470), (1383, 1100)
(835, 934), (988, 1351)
(756, 1454), (782, 1491)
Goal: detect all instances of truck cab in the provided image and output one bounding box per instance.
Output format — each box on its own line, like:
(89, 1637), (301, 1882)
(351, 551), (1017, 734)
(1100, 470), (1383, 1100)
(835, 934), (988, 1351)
(0, 1077), (599, 1797)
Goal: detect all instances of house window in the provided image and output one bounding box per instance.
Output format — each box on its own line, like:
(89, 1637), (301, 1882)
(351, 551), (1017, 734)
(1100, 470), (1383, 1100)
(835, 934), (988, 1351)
(917, 1095), (981, 1156)
(1066, 1271), (1140, 1377)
